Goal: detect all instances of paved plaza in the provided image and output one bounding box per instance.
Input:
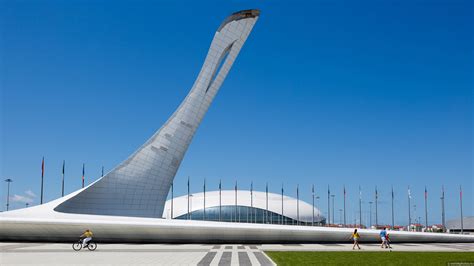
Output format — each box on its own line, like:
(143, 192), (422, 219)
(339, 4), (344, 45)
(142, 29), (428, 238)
(1, 242), (473, 265)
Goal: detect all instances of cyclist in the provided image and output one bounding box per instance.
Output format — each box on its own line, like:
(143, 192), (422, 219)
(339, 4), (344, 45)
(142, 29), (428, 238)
(80, 229), (93, 248)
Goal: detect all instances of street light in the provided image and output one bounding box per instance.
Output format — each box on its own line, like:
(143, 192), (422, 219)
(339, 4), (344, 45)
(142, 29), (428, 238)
(5, 179), (13, 211)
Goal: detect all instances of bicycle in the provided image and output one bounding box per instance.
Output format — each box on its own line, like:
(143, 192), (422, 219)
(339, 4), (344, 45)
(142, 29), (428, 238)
(72, 239), (97, 251)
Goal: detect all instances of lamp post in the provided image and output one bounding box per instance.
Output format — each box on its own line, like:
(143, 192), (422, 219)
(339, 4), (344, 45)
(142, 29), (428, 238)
(5, 178), (12, 211)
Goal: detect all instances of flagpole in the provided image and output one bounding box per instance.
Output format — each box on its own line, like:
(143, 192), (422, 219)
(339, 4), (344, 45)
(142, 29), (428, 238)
(424, 186), (428, 229)
(235, 180), (238, 223)
(460, 185), (463, 234)
(41, 157), (44, 204)
(391, 186), (394, 229)
(441, 186), (445, 232)
(203, 178), (206, 221)
(82, 163), (85, 188)
(250, 181), (253, 223)
(343, 185), (346, 227)
(297, 184), (300, 225)
(327, 185), (330, 225)
(375, 186), (378, 227)
(187, 176), (190, 220)
(408, 186), (411, 231)
(61, 160), (65, 197)
(266, 182), (269, 224)
(312, 184), (315, 226)
(219, 179), (222, 222)
(359, 185), (362, 228)
(281, 183), (284, 225)
(171, 181), (174, 219)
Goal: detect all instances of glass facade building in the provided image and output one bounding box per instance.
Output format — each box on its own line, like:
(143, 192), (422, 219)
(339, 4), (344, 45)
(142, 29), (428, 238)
(164, 190), (326, 226)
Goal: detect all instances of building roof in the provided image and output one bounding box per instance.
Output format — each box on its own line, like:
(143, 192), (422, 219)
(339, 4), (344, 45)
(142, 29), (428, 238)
(446, 217), (474, 230)
(163, 190), (324, 223)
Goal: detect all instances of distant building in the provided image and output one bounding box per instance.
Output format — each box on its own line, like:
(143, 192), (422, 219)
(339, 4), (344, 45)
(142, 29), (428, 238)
(447, 217), (474, 234)
(163, 190), (326, 226)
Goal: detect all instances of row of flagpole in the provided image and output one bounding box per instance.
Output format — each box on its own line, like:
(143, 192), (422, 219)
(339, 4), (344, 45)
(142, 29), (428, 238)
(5, 158), (466, 233)
(173, 176), (465, 232)
(38, 157), (103, 204)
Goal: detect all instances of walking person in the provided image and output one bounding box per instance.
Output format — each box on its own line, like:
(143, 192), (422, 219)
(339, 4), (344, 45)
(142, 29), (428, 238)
(351, 229), (361, 250)
(386, 233), (393, 250)
(379, 227), (388, 248)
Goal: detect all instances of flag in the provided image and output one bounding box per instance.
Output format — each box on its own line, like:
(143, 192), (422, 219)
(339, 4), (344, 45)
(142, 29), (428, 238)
(62, 160), (65, 175)
(82, 163), (85, 187)
(391, 186), (394, 199)
(219, 179), (221, 190)
(344, 186), (346, 197)
(375, 186), (378, 199)
(425, 186), (428, 199)
(408, 186), (412, 199)
(359, 186), (362, 199)
(460, 185), (462, 198)
(41, 157), (45, 177)
(312, 184), (315, 195)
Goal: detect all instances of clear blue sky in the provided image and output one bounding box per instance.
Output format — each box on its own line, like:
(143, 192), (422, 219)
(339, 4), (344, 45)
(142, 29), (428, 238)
(1, 0), (472, 226)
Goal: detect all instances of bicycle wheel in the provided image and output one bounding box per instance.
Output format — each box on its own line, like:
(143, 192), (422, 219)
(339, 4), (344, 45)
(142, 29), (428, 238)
(72, 242), (82, 251)
(87, 242), (97, 251)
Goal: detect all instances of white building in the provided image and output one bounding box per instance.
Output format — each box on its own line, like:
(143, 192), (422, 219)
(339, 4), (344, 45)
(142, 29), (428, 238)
(163, 190), (325, 225)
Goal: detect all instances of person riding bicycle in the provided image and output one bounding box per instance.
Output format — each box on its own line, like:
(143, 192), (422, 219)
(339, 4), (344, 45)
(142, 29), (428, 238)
(80, 229), (93, 248)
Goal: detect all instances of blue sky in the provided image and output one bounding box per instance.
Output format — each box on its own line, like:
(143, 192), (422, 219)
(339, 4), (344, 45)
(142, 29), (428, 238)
(1, 0), (472, 226)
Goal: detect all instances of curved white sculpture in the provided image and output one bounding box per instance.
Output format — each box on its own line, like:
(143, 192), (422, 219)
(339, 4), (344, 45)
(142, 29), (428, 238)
(54, 9), (260, 218)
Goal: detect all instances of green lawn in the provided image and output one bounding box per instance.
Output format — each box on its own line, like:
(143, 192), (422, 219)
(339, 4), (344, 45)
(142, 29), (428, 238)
(265, 251), (474, 266)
